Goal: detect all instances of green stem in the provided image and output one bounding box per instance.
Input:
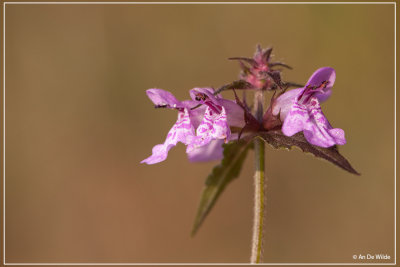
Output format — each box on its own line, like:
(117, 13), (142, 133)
(251, 91), (266, 264)
(251, 137), (266, 263)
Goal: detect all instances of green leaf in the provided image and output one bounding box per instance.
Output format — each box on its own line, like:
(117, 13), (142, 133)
(258, 131), (360, 175)
(191, 141), (251, 236)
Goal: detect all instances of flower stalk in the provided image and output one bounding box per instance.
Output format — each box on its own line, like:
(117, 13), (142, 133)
(251, 90), (266, 263)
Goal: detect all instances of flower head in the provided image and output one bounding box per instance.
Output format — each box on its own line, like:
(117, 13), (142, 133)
(141, 46), (359, 256)
(141, 88), (244, 164)
(272, 67), (346, 148)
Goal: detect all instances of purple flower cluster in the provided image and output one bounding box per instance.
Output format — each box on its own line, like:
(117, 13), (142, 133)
(142, 49), (346, 164)
(141, 88), (244, 164)
(273, 67), (346, 147)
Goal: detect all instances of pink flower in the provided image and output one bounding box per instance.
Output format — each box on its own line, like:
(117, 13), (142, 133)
(141, 88), (244, 164)
(272, 67), (346, 147)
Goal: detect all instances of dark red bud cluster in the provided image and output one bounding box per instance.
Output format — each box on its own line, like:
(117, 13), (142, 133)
(229, 45), (292, 91)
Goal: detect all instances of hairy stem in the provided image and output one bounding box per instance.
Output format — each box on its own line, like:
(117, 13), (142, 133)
(250, 91), (266, 264)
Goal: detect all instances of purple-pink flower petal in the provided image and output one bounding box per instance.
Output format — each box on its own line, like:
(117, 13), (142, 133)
(218, 99), (245, 127)
(146, 88), (182, 108)
(272, 87), (303, 121)
(273, 67), (336, 121)
(189, 87), (245, 127)
(276, 67), (345, 148)
(211, 106), (230, 140)
(187, 133), (239, 162)
(141, 108), (195, 164)
(306, 67), (335, 102)
(281, 101), (309, 136)
(189, 87), (219, 105)
(187, 139), (224, 162)
(306, 67), (336, 89)
(282, 96), (346, 147)
(187, 106), (230, 152)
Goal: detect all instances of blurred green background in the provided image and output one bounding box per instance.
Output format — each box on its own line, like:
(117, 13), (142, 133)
(4, 3), (395, 263)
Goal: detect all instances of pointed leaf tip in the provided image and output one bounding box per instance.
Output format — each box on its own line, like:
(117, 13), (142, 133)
(228, 57), (257, 67)
(258, 131), (360, 175)
(263, 47), (273, 61)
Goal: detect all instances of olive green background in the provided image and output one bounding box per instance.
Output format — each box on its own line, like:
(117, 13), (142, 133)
(4, 3), (395, 263)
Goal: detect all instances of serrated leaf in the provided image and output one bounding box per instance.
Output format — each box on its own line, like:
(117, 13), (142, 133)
(191, 141), (251, 236)
(258, 131), (360, 175)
